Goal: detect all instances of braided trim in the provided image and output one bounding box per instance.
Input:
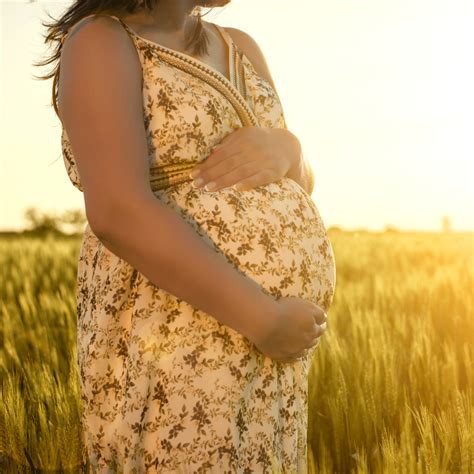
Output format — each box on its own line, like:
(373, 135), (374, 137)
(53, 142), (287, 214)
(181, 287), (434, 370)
(143, 47), (258, 128)
(116, 19), (258, 127)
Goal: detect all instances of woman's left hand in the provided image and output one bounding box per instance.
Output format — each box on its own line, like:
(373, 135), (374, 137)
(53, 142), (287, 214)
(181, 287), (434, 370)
(188, 126), (301, 192)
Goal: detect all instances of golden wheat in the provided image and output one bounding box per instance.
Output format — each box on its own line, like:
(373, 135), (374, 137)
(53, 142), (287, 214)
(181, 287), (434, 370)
(0, 231), (472, 472)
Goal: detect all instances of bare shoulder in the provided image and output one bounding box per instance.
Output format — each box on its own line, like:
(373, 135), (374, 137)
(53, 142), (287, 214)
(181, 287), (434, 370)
(58, 14), (142, 122)
(59, 14), (141, 83)
(221, 26), (278, 91)
(62, 14), (130, 48)
(59, 14), (141, 85)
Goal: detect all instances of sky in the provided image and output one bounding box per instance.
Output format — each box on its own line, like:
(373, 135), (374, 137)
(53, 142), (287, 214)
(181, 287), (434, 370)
(1, 0), (473, 232)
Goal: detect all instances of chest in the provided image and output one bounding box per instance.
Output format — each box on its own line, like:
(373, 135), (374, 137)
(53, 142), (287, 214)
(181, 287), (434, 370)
(121, 19), (233, 82)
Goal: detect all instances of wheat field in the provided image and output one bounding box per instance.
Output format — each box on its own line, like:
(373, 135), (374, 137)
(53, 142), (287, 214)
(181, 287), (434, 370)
(0, 230), (472, 473)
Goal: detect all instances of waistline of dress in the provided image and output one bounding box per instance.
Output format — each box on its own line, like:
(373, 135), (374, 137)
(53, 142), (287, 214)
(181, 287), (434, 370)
(149, 162), (197, 192)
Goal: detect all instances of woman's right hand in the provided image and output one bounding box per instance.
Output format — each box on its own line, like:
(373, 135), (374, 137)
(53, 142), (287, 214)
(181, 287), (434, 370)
(249, 296), (328, 363)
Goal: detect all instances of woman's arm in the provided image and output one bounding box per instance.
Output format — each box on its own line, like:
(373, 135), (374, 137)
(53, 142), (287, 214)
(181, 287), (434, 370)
(58, 16), (280, 342)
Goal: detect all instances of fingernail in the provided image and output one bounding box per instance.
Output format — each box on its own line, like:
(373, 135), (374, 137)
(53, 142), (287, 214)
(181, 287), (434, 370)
(205, 181), (217, 191)
(189, 169), (201, 179)
(192, 177), (204, 188)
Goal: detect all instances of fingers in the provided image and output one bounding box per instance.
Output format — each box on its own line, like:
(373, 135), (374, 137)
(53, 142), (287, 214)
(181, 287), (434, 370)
(308, 321), (327, 339)
(307, 336), (321, 348)
(303, 299), (327, 325)
(274, 338), (323, 363)
(314, 313), (328, 326)
(313, 310), (327, 326)
(306, 329), (325, 349)
(190, 153), (245, 187)
(193, 156), (261, 191)
(189, 157), (281, 192)
(231, 169), (278, 192)
(279, 346), (313, 364)
(278, 324), (327, 363)
(303, 322), (327, 349)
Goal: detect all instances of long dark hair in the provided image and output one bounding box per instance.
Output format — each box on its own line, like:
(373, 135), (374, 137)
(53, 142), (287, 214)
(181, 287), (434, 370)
(33, 1), (217, 119)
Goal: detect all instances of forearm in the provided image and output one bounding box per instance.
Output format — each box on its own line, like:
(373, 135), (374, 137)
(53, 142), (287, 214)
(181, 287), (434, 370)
(90, 192), (279, 342)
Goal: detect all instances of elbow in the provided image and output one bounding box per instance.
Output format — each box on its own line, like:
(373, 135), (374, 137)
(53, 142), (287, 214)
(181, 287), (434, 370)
(86, 205), (115, 239)
(84, 189), (152, 239)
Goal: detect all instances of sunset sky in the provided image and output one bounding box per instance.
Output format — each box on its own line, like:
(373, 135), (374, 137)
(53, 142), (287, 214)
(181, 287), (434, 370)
(1, 0), (473, 232)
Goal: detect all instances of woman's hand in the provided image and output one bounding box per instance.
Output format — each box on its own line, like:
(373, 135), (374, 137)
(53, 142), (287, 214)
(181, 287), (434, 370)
(188, 126), (301, 192)
(249, 296), (328, 364)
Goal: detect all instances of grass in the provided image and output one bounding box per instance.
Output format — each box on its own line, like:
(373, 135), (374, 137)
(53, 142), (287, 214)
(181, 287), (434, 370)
(0, 230), (472, 473)
(307, 231), (473, 473)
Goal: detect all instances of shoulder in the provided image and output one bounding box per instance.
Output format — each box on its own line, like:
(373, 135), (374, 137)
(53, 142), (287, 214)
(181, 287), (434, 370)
(58, 14), (142, 123)
(63, 14), (125, 44)
(221, 26), (277, 91)
(59, 14), (142, 90)
(61, 14), (139, 66)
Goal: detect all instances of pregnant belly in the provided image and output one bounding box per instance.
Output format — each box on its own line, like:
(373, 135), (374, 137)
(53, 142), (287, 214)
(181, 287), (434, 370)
(154, 176), (337, 313)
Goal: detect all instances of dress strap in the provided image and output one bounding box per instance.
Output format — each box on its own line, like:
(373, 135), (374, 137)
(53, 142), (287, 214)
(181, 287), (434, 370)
(212, 24), (236, 88)
(212, 23), (247, 101)
(212, 24), (234, 51)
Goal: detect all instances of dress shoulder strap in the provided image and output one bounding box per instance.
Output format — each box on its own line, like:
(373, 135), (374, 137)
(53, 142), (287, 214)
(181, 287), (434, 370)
(212, 23), (248, 100)
(212, 24), (234, 51)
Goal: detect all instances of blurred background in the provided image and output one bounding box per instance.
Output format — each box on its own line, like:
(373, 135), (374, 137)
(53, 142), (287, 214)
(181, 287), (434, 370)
(1, 0), (473, 233)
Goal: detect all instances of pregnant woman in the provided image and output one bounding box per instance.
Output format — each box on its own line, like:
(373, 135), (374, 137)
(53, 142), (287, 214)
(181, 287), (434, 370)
(43, 0), (336, 471)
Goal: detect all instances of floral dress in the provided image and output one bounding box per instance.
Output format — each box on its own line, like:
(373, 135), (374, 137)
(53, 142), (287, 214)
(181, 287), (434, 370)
(58, 13), (337, 473)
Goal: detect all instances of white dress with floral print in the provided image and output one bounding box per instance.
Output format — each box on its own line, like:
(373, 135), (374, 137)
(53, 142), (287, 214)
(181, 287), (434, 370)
(59, 13), (336, 474)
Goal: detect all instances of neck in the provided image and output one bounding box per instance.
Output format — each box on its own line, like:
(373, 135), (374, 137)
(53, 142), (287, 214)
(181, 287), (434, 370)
(143, 0), (197, 33)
